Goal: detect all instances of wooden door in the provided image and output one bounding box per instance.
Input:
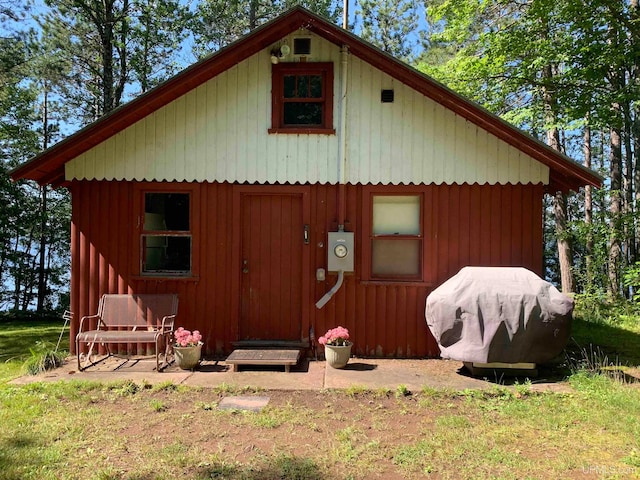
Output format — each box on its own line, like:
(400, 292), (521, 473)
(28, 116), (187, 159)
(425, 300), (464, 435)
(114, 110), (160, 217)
(239, 192), (306, 341)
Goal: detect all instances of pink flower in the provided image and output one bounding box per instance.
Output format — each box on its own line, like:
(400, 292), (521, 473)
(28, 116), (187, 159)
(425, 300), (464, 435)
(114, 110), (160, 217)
(318, 326), (350, 346)
(174, 327), (203, 347)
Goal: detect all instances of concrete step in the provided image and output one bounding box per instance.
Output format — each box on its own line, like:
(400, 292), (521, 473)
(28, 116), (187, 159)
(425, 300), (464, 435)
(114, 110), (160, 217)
(231, 340), (309, 349)
(225, 349), (301, 373)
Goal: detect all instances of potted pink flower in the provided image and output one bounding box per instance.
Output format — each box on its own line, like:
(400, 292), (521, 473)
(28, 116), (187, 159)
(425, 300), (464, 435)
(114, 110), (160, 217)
(319, 326), (352, 368)
(173, 327), (203, 370)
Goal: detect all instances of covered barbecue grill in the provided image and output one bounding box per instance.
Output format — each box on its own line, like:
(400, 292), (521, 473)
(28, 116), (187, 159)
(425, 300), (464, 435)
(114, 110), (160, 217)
(425, 267), (573, 365)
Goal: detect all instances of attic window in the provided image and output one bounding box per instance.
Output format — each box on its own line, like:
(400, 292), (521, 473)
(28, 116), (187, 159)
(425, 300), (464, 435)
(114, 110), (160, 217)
(269, 62), (335, 134)
(293, 38), (311, 55)
(381, 89), (394, 103)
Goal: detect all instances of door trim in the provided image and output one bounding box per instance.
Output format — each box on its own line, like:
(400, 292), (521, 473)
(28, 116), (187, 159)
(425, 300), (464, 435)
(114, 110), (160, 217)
(231, 185), (311, 343)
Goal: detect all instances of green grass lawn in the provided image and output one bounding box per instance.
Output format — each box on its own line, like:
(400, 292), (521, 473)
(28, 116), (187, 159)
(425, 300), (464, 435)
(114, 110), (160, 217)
(1, 309), (640, 479)
(0, 317), (68, 383)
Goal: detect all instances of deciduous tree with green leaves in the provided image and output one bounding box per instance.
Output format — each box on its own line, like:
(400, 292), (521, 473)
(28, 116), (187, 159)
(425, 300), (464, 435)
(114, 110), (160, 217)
(420, 0), (640, 297)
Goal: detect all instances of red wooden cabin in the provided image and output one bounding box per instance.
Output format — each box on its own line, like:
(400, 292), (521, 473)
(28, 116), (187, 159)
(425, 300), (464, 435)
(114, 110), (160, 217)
(12, 7), (601, 358)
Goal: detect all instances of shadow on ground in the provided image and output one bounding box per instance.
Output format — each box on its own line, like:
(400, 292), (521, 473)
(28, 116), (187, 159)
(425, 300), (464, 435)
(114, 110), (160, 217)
(341, 362), (377, 371)
(446, 317), (640, 386)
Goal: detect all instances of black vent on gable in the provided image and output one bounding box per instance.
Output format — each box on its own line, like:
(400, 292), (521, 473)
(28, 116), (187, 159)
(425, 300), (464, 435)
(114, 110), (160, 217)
(381, 89), (394, 103)
(294, 38), (311, 55)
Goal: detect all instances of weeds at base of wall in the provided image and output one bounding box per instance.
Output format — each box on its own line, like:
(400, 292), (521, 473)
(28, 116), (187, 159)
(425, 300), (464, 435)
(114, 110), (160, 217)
(22, 341), (66, 375)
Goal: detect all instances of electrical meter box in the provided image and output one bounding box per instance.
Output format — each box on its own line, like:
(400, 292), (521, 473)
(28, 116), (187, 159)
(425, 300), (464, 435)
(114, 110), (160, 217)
(327, 231), (354, 273)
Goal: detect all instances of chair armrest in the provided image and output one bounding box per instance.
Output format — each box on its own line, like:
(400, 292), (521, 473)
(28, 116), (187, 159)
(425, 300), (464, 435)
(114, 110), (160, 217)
(161, 314), (176, 333)
(78, 314), (100, 334)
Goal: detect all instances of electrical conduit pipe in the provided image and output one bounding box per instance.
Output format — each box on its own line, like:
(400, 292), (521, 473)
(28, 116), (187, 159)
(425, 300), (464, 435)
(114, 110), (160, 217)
(316, 46), (349, 310)
(315, 270), (344, 309)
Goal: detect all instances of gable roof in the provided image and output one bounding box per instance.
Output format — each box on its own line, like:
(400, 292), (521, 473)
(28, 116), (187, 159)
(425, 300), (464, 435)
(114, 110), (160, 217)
(11, 6), (601, 192)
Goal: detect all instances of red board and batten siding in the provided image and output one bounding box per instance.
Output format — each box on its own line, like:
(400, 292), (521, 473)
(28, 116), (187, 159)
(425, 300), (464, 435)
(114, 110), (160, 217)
(70, 180), (543, 358)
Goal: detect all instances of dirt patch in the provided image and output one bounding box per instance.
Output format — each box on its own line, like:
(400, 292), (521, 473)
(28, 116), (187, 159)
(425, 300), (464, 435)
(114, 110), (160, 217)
(86, 388), (432, 479)
(47, 385), (623, 480)
(6, 368), (640, 480)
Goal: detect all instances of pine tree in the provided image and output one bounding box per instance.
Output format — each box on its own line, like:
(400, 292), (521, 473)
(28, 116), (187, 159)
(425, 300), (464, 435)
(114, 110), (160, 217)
(40, 0), (191, 120)
(356, 0), (418, 61)
(129, 0), (191, 94)
(191, 0), (341, 58)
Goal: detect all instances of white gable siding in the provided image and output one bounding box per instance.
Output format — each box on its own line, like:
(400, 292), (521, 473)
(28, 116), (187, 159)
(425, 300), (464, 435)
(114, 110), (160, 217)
(65, 32), (549, 186)
(345, 56), (548, 185)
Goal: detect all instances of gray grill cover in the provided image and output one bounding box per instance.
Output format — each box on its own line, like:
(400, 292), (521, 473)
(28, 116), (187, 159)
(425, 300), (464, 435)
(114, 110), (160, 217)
(425, 267), (573, 364)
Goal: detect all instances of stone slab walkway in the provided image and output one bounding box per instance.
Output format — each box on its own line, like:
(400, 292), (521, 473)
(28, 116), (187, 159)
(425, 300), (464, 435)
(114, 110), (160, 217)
(9, 356), (572, 393)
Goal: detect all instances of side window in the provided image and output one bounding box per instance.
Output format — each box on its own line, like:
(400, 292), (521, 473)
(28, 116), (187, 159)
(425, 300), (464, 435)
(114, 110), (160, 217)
(269, 62), (335, 134)
(370, 195), (423, 280)
(142, 192), (191, 275)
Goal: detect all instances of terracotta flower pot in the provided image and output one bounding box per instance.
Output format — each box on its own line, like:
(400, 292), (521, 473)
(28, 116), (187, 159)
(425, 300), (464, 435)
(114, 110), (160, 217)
(324, 343), (352, 369)
(174, 344), (202, 370)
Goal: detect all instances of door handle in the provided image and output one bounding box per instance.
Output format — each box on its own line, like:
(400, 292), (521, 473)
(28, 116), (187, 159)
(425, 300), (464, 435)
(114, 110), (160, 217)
(242, 260), (249, 274)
